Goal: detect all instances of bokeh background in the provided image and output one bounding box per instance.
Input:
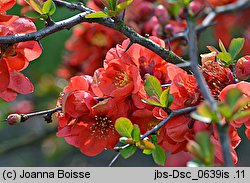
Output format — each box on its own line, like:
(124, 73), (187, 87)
(1, 0), (250, 167)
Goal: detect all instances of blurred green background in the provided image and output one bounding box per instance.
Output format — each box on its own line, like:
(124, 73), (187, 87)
(0, 1), (250, 167)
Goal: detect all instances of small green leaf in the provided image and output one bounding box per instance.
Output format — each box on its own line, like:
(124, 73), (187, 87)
(152, 144), (166, 166)
(217, 102), (232, 120)
(226, 88), (243, 109)
(132, 124), (140, 142)
(144, 75), (162, 98)
(120, 145), (137, 159)
(115, 117), (134, 138)
(42, 0), (52, 14)
(150, 135), (158, 144)
(160, 88), (170, 107)
(207, 46), (219, 53)
(48, 1), (56, 16)
(167, 94), (174, 108)
(109, 0), (118, 11)
(197, 102), (214, 119)
(217, 52), (232, 64)
(219, 39), (227, 53)
(143, 149), (152, 155)
(85, 11), (110, 18)
(26, 0), (43, 14)
(24, 11), (41, 18)
(191, 112), (212, 123)
(196, 132), (214, 165)
(229, 38), (245, 60)
(167, 3), (181, 17)
(116, 0), (133, 12)
(232, 109), (250, 121)
(141, 98), (163, 107)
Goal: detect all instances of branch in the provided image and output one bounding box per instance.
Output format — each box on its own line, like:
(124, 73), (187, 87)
(109, 106), (196, 166)
(186, 13), (233, 166)
(170, 0), (250, 41)
(0, 0), (185, 64)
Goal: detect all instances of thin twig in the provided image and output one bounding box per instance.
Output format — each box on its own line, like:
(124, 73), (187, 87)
(110, 106), (197, 166)
(186, 12), (233, 167)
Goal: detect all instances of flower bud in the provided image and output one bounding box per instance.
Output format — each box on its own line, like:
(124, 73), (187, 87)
(155, 5), (169, 26)
(188, 1), (203, 15)
(236, 55), (250, 80)
(7, 114), (22, 125)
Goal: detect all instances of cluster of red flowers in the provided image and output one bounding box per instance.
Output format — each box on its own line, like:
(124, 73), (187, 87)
(56, 35), (250, 165)
(0, 0), (42, 101)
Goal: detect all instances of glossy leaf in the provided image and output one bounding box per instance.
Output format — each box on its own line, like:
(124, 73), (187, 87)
(232, 110), (250, 121)
(117, 0), (133, 12)
(229, 38), (245, 60)
(152, 144), (166, 166)
(219, 39), (227, 53)
(48, 1), (56, 16)
(132, 124), (140, 142)
(85, 11), (110, 18)
(25, 0), (43, 14)
(115, 117), (133, 138)
(120, 145), (137, 159)
(144, 75), (162, 98)
(141, 98), (162, 107)
(160, 88), (170, 107)
(191, 112), (212, 123)
(136, 140), (155, 150)
(217, 52), (231, 64)
(217, 102), (232, 119)
(143, 149), (152, 155)
(42, 0), (52, 14)
(226, 88), (242, 109)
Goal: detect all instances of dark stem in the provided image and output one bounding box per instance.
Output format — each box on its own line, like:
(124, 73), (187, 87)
(20, 107), (62, 123)
(186, 12), (232, 167)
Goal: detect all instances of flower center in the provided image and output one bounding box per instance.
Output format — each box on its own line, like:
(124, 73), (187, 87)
(113, 70), (130, 88)
(90, 115), (114, 139)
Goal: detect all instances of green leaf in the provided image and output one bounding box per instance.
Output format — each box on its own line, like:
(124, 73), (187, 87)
(150, 135), (158, 144)
(219, 39), (227, 53)
(197, 102), (214, 119)
(226, 88), (243, 109)
(117, 0), (133, 12)
(167, 3), (181, 17)
(229, 38), (245, 60)
(166, 0), (178, 3)
(132, 124), (140, 142)
(207, 46), (219, 53)
(217, 102), (232, 120)
(48, 1), (56, 16)
(24, 11), (41, 18)
(141, 98), (163, 107)
(120, 145), (137, 159)
(196, 132), (214, 165)
(191, 112), (212, 123)
(42, 0), (52, 14)
(115, 117), (134, 138)
(217, 52), (232, 64)
(167, 94), (174, 108)
(85, 11), (110, 18)
(26, 0), (43, 14)
(143, 149), (152, 155)
(144, 75), (162, 98)
(109, 0), (118, 11)
(152, 144), (166, 166)
(160, 88), (170, 107)
(232, 109), (250, 121)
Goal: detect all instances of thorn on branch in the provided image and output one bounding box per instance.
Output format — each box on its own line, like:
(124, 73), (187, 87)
(124, 40), (134, 52)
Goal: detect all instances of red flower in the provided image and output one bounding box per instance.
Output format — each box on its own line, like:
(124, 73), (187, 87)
(0, 0), (16, 13)
(57, 98), (129, 156)
(207, 0), (236, 7)
(0, 58), (34, 101)
(201, 52), (235, 98)
(0, 15), (42, 71)
(92, 52), (142, 99)
(219, 81), (250, 139)
(235, 55), (250, 80)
